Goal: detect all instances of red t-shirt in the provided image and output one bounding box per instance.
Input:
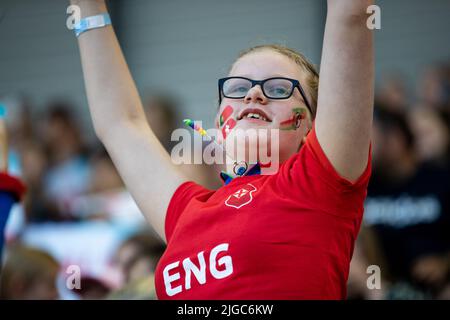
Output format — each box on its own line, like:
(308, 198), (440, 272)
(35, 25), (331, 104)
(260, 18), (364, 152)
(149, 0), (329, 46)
(154, 127), (371, 300)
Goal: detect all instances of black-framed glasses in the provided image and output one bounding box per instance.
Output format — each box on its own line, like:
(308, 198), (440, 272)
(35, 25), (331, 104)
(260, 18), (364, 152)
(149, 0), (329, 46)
(218, 76), (312, 115)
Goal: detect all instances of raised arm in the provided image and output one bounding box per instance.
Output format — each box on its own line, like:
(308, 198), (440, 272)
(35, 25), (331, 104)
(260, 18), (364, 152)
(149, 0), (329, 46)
(71, 0), (188, 242)
(315, 0), (374, 181)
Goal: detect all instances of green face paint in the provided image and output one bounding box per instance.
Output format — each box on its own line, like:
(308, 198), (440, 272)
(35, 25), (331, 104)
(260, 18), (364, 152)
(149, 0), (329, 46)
(279, 107), (305, 131)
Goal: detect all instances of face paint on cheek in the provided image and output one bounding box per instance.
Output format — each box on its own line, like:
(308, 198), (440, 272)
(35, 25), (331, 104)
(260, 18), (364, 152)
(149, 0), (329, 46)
(219, 105), (234, 127)
(279, 108), (306, 131)
(222, 118), (236, 139)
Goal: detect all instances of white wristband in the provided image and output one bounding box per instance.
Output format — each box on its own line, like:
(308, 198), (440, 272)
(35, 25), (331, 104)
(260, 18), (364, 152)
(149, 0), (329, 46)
(74, 13), (111, 37)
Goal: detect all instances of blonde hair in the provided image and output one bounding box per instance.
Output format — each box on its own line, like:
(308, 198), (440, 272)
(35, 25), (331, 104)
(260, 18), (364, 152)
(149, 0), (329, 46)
(231, 44), (319, 118)
(0, 245), (59, 299)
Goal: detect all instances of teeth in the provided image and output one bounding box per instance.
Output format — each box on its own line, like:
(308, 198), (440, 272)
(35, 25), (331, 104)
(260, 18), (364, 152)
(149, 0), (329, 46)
(244, 113), (267, 121)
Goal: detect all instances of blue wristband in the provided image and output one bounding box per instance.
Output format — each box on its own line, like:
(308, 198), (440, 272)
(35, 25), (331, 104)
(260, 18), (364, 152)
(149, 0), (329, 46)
(0, 104), (6, 119)
(74, 13), (111, 37)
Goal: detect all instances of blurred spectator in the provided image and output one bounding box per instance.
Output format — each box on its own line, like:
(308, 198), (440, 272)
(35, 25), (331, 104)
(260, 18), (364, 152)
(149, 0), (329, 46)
(362, 107), (450, 299)
(72, 276), (111, 300)
(39, 102), (91, 220)
(4, 97), (34, 152)
(144, 93), (180, 153)
(0, 245), (60, 300)
(417, 65), (450, 111)
(408, 107), (450, 168)
(66, 148), (146, 226)
(20, 141), (59, 222)
(377, 74), (409, 112)
(113, 230), (165, 283)
(348, 228), (388, 300)
(89, 148), (123, 194)
(108, 229), (165, 299)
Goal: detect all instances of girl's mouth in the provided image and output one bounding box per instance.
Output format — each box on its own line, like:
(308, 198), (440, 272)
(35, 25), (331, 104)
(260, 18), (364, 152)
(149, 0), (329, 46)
(238, 108), (272, 122)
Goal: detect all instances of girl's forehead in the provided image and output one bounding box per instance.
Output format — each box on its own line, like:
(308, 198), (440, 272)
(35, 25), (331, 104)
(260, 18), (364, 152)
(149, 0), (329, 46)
(229, 50), (302, 80)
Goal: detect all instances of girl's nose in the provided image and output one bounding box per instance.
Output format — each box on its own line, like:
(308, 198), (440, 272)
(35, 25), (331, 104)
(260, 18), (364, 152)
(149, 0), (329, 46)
(244, 85), (268, 104)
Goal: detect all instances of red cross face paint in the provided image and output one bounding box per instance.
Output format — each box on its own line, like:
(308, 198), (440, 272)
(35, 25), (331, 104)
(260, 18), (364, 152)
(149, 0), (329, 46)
(221, 118), (236, 139)
(219, 105), (234, 127)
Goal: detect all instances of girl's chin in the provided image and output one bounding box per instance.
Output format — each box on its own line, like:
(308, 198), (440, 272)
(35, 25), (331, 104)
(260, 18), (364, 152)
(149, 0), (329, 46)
(222, 139), (274, 163)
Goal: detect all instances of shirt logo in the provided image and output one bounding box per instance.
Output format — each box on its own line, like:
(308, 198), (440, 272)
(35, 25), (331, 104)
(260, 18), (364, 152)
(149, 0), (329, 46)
(225, 183), (257, 209)
(162, 243), (233, 297)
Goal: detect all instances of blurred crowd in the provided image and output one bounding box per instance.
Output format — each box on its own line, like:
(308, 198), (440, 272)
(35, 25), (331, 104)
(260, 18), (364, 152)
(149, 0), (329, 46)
(348, 62), (450, 300)
(0, 93), (218, 300)
(0, 61), (449, 300)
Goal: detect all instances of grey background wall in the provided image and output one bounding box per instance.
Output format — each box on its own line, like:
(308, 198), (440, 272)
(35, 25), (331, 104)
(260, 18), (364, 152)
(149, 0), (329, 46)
(112, 0), (324, 129)
(373, 0), (450, 94)
(0, 0), (449, 135)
